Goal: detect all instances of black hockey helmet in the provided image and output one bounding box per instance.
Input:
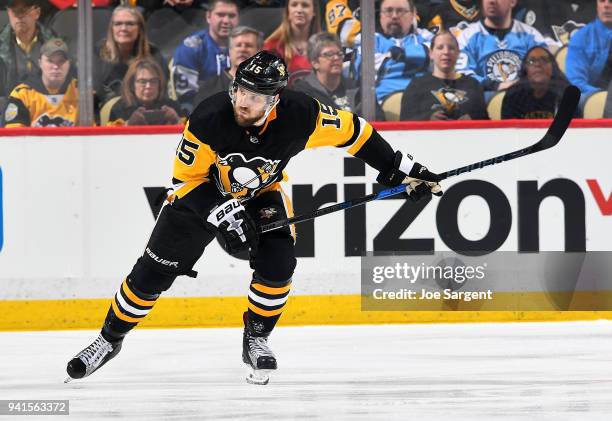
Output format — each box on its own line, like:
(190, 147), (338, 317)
(233, 51), (289, 96)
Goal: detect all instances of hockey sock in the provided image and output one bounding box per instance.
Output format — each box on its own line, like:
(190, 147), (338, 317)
(246, 276), (291, 336)
(101, 278), (160, 342)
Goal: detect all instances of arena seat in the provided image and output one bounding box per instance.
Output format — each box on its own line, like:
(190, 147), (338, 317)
(381, 92), (403, 121)
(99, 96), (121, 126)
(583, 91), (608, 119)
(146, 8), (202, 62)
(239, 7), (283, 38)
(486, 90), (506, 120)
(555, 45), (568, 75)
(49, 8), (113, 53)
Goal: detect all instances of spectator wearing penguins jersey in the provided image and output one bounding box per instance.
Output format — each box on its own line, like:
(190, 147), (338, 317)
(455, 0), (547, 93)
(566, 0), (612, 98)
(4, 38), (78, 127)
(325, 0), (434, 104)
(400, 31), (487, 120)
(501, 45), (579, 119)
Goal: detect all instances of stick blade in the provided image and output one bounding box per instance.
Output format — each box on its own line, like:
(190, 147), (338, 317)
(538, 85), (580, 149)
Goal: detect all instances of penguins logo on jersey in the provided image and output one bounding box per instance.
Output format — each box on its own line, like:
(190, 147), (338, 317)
(215, 153), (281, 200)
(33, 114), (74, 127)
(430, 87), (468, 113)
(552, 21), (585, 45)
(485, 50), (521, 82)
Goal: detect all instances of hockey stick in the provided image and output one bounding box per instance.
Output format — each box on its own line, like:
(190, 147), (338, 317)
(258, 86), (580, 234)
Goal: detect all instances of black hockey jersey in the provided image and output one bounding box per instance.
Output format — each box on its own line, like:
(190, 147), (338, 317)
(171, 90), (393, 211)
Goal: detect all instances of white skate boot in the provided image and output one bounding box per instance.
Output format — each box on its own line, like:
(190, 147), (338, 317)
(65, 333), (122, 382)
(242, 327), (277, 385)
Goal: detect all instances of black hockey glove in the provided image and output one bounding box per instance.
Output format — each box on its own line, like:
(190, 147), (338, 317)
(206, 197), (259, 255)
(377, 151), (443, 201)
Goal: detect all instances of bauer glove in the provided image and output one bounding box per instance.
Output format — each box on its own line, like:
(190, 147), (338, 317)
(207, 197), (259, 255)
(377, 151), (443, 201)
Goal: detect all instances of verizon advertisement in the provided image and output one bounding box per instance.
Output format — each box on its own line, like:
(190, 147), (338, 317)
(0, 127), (610, 299)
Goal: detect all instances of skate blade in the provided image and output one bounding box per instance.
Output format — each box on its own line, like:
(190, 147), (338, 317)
(245, 366), (272, 385)
(63, 377), (74, 384)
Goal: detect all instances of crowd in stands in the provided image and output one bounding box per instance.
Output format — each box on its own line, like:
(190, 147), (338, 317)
(0, 0), (610, 127)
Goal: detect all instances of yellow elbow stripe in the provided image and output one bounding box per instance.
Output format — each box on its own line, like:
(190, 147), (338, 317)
(347, 122), (374, 155)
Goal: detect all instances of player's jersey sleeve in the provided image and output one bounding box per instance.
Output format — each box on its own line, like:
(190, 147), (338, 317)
(172, 120), (218, 200)
(4, 85), (32, 128)
(304, 99), (373, 155)
(302, 98), (396, 174)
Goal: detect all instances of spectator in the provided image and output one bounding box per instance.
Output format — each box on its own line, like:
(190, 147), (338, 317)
(292, 31), (384, 118)
(400, 31), (487, 120)
(94, 6), (167, 107)
(106, 57), (185, 126)
(171, 0), (239, 111)
(456, 0), (547, 92)
(417, 0), (481, 36)
(264, 0), (321, 86)
(566, 0), (612, 98)
(326, 0), (433, 103)
(0, 0), (57, 96)
(192, 25), (262, 107)
(4, 38), (78, 127)
(501, 45), (577, 119)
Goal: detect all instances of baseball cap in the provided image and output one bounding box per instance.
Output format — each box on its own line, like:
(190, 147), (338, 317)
(8, 0), (39, 8)
(40, 38), (70, 59)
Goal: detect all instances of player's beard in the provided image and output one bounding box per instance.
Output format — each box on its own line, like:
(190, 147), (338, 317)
(233, 107), (265, 127)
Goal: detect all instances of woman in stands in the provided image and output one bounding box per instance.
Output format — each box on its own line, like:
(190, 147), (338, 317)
(106, 57), (184, 126)
(263, 0), (321, 86)
(400, 31), (488, 121)
(501, 45), (578, 119)
(93, 6), (167, 109)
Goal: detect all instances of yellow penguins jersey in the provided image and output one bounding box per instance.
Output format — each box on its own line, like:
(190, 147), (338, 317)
(4, 76), (79, 128)
(326, 0), (361, 47)
(171, 89), (396, 211)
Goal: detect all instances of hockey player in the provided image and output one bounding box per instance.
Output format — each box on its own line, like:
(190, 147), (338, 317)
(65, 51), (442, 385)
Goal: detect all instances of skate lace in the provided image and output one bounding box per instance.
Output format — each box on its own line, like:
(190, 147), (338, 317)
(249, 336), (274, 358)
(80, 335), (113, 366)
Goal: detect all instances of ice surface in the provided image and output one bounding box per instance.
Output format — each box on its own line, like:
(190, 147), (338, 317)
(1, 322), (611, 420)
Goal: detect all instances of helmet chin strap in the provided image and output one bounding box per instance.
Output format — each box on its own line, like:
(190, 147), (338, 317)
(252, 96), (279, 127)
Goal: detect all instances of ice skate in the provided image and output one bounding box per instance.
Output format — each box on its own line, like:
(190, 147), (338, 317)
(242, 327), (277, 385)
(65, 333), (122, 382)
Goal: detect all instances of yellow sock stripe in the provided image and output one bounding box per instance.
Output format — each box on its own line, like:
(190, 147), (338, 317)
(121, 279), (156, 307)
(248, 303), (285, 317)
(251, 282), (292, 296)
(111, 299), (143, 323)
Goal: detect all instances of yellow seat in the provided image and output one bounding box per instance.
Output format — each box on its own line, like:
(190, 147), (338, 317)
(382, 92), (403, 121)
(486, 90), (506, 120)
(100, 96), (121, 126)
(583, 91), (608, 119)
(555, 45), (568, 75)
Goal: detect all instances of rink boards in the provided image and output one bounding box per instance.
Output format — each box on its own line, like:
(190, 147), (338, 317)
(0, 122), (611, 330)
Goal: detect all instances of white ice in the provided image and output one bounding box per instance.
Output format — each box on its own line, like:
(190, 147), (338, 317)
(1, 322), (611, 420)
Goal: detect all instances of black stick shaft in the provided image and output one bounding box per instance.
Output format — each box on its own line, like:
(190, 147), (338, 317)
(259, 86), (580, 234)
